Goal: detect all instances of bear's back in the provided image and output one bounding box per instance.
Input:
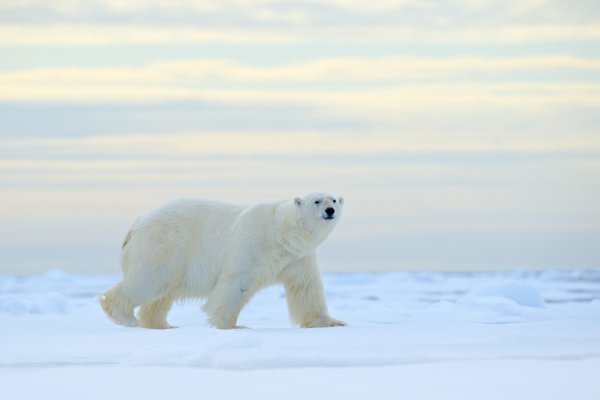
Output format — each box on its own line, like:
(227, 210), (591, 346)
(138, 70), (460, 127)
(135, 198), (245, 236)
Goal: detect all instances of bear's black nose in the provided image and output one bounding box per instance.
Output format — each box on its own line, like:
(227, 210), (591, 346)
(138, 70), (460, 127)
(325, 207), (335, 216)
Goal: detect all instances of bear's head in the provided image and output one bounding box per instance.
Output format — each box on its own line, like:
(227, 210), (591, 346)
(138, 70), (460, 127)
(294, 192), (343, 232)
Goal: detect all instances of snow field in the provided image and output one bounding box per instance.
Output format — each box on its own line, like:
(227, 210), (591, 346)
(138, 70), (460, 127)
(1, 270), (599, 399)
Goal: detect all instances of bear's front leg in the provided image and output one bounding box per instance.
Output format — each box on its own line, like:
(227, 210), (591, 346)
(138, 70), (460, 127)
(203, 273), (254, 329)
(277, 254), (346, 328)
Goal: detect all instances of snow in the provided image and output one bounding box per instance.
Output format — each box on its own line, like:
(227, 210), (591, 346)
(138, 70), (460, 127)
(465, 281), (546, 307)
(1, 270), (600, 399)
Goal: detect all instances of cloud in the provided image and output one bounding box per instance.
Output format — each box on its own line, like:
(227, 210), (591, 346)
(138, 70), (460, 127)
(1, 132), (597, 168)
(2, 130), (599, 249)
(2, 24), (600, 47)
(1, 56), (599, 113)
(2, 83), (598, 115)
(3, 55), (599, 83)
(2, 0), (599, 25)
(1, 1), (598, 50)
(0, 25), (295, 46)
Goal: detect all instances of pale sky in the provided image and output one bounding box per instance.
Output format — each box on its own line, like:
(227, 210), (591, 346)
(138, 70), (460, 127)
(1, 0), (599, 273)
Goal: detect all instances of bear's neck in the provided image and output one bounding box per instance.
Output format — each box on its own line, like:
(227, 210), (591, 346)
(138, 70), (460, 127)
(274, 201), (329, 257)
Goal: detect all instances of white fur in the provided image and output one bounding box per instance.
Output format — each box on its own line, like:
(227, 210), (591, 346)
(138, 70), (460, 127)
(99, 193), (346, 329)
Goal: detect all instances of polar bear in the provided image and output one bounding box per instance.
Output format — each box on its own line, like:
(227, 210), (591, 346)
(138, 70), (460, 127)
(99, 193), (345, 329)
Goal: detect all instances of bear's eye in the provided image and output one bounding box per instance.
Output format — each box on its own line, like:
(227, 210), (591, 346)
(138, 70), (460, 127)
(333, 199), (337, 203)
(314, 200), (320, 205)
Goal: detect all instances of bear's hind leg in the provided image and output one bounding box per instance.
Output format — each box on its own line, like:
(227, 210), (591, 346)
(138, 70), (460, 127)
(137, 296), (175, 329)
(99, 283), (139, 327)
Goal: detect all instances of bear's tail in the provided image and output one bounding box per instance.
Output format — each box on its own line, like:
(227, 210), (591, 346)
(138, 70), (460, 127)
(121, 228), (133, 249)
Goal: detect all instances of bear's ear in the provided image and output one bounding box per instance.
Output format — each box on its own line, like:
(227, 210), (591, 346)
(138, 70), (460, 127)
(338, 197), (344, 206)
(294, 197), (302, 207)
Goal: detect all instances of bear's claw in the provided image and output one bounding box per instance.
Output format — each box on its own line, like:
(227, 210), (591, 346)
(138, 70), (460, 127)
(304, 317), (347, 328)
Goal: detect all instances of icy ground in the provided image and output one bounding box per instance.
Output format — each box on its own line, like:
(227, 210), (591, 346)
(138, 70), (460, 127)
(1, 270), (600, 400)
